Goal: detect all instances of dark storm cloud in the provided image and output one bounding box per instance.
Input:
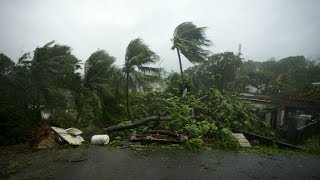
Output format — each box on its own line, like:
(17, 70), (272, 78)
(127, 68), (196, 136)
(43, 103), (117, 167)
(0, 0), (319, 72)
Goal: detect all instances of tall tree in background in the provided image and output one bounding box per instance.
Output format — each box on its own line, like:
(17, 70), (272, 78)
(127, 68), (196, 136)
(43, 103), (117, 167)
(31, 41), (81, 111)
(0, 42), (82, 143)
(123, 38), (160, 116)
(171, 22), (211, 88)
(84, 50), (117, 94)
(81, 50), (125, 125)
(185, 52), (242, 92)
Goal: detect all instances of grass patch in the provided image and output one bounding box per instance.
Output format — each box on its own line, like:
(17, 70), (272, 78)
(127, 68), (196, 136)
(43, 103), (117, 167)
(300, 135), (320, 155)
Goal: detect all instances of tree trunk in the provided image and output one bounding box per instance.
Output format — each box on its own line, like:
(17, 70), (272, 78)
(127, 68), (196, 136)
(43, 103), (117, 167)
(126, 72), (130, 117)
(103, 115), (172, 133)
(176, 48), (184, 89)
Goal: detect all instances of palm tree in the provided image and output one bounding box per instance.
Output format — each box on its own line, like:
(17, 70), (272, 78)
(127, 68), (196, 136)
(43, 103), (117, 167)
(171, 22), (211, 88)
(84, 50), (117, 92)
(123, 38), (160, 116)
(82, 50), (125, 122)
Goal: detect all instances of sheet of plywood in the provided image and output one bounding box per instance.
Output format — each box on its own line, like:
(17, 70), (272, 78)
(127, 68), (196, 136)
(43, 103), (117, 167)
(51, 126), (84, 145)
(232, 133), (251, 147)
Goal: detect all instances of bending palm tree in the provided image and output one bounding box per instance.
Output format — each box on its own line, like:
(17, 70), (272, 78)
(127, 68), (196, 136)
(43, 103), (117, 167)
(123, 38), (160, 116)
(82, 50), (125, 121)
(84, 50), (117, 92)
(171, 22), (211, 88)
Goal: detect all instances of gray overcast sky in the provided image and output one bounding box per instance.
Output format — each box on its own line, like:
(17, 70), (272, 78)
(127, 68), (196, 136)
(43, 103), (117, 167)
(0, 0), (320, 72)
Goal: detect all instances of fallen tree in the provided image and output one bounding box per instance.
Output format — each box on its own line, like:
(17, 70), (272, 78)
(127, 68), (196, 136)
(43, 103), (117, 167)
(103, 115), (172, 133)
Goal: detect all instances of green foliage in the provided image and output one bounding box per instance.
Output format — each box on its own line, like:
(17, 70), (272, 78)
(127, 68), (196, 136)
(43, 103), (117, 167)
(164, 73), (194, 96)
(301, 135), (320, 155)
(0, 43), (127, 144)
(124, 38), (161, 91)
(84, 50), (116, 89)
(226, 75), (251, 93)
(0, 42), (83, 144)
(241, 56), (320, 98)
(123, 38), (161, 115)
(185, 52), (242, 91)
(186, 53), (320, 99)
(72, 89), (102, 127)
(0, 53), (15, 76)
(185, 138), (204, 151)
(128, 86), (272, 150)
(108, 139), (121, 147)
(81, 49), (126, 126)
(1, 25), (317, 153)
(172, 22), (211, 63)
(210, 131), (241, 150)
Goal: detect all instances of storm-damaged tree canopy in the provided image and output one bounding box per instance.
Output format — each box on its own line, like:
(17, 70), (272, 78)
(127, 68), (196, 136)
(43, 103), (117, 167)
(0, 22), (319, 152)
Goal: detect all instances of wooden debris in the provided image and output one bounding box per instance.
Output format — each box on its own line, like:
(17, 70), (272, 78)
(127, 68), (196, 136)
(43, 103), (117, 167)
(129, 130), (187, 144)
(243, 131), (305, 150)
(148, 130), (180, 137)
(103, 115), (172, 133)
(51, 126), (84, 145)
(232, 133), (251, 147)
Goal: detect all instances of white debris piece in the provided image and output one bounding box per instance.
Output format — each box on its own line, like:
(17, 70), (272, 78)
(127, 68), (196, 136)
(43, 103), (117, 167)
(65, 128), (83, 136)
(91, 134), (110, 145)
(232, 133), (251, 147)
(51, 126), (84, 145)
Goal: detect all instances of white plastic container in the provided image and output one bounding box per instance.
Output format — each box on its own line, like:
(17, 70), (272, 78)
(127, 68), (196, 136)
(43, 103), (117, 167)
(91, 134), (110, 145)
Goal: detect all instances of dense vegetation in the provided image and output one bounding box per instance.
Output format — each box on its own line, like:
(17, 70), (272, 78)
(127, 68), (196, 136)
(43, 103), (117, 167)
(185, 53), (320, 98)
(1, 22), (319, 150)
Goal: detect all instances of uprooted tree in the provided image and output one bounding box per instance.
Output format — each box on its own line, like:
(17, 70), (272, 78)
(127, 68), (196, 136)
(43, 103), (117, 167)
(103, 89), (272, 149)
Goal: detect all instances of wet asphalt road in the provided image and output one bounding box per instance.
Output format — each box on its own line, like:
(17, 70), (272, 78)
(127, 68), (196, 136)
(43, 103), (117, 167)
(7, 147), (320, 180)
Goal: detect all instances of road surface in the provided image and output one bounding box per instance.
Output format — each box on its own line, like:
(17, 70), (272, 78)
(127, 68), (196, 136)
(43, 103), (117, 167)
(2, 146), (320, 179)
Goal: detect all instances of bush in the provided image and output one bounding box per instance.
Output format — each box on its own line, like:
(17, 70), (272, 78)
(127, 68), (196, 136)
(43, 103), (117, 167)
(185, 138), (204, 151)
(302, 135), (320, 155)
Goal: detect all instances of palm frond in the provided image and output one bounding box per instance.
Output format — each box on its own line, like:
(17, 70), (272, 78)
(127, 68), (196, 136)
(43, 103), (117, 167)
(172, 22), (212, 63)
(84, 50), (116, 88)
(177, 38), (211, 63)
(125, 38), (159, 66)
(85, 50), (115, 74)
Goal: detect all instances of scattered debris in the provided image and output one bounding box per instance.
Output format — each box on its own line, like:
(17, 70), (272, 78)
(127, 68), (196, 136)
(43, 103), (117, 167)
(65, 128), (83, 136)
(232, 133), (251, 147)
(51, 126), (84, 145)
(103, 115), (172, 133)
(130, 130), (187, 144)
(31, 123), (58, 149)
(91, 135), (110, 145)
(243, 131), (305, 150)
(36, 130), (58, 149)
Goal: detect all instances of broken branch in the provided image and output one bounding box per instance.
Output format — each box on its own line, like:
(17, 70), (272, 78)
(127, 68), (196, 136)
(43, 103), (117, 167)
(103, 115), (172, 133)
